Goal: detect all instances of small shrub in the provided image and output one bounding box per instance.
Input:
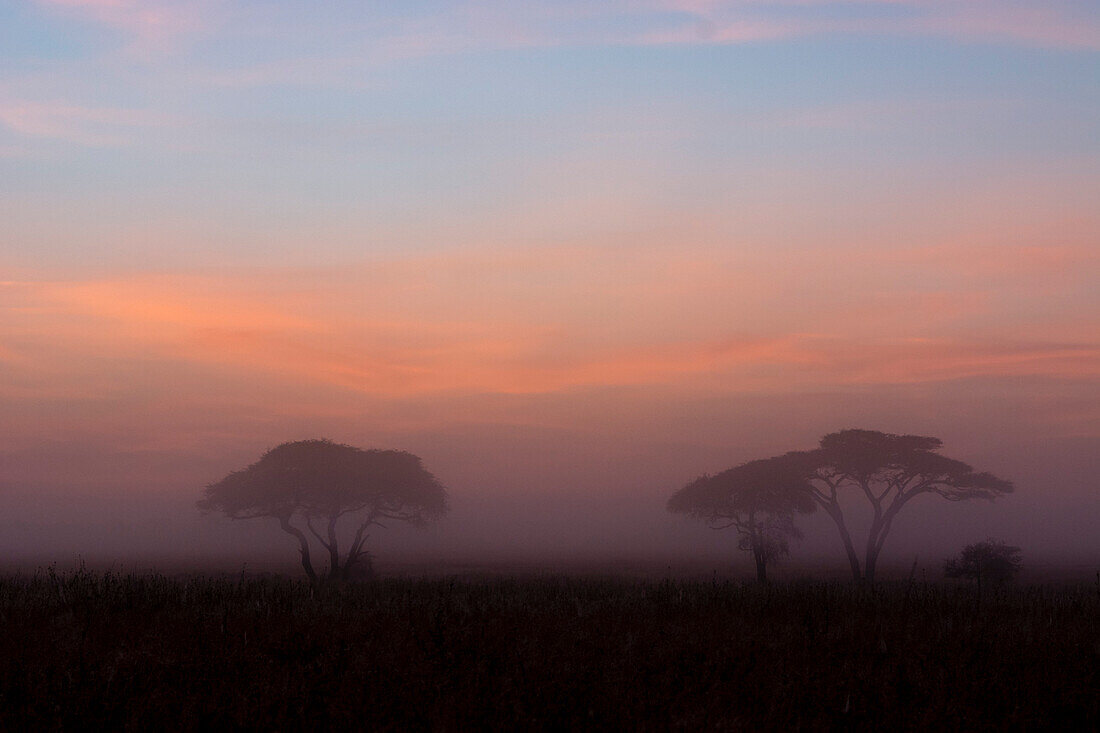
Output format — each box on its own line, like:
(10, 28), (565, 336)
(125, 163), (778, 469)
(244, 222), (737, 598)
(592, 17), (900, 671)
(944, 539), (1022, 584)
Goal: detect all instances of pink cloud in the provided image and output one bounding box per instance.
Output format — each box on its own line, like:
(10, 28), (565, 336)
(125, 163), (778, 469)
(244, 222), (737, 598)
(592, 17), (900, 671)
(647, 0), (1100, 50)
(0, 99), (171, 145)
(905, 1), (1100, 50)
(26, 0), (1097, 91)
(119, 1), (1096, 92)
(35, 0), (212, 52)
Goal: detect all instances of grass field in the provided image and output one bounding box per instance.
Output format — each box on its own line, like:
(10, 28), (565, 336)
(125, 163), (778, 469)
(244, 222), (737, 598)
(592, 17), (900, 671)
(1, 568), (1097, 729)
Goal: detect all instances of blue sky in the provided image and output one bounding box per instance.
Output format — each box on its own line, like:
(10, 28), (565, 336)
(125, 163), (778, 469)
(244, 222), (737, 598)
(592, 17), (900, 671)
(3, 2), (1097, 274)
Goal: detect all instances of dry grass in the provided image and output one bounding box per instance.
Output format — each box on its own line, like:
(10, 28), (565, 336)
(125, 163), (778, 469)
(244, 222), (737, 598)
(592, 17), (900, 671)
(1, 568), (1097, 729)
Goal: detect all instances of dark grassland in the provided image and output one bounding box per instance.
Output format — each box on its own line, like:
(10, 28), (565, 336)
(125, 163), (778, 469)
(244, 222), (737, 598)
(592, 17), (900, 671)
(1, 570), (1098, 730)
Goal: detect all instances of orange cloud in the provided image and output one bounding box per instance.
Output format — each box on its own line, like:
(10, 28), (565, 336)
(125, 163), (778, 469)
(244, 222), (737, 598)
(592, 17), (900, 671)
(887, 243), (1100, 279)
(806, 337), (1100, 385)
(4, 241), (1096, 408)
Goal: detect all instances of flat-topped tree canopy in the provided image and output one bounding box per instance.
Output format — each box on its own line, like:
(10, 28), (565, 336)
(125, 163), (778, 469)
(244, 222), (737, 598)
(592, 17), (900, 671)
(805, 429), (1013, 502)
(668, 455), (816, 524)
(668, 455), (816, 583)
(199, 439), (448, 522)
(198, 439), (448, 581)
(786, 429), (1013, 581)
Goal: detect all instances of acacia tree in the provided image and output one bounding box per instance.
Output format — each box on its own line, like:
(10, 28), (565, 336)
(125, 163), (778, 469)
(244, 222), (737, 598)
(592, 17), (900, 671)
(668, 456), (816, 583)
(788, 429), (1013, 582)
(198, 439), (448, 582)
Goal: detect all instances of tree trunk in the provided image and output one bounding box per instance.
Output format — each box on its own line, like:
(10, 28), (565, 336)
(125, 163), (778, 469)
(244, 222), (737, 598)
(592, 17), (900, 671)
(823, 504), (862, 581)
(864, 548), (878, 584)
(976, 564), (983, 612)
(326, 515), (342, 580)
(753, 546), (767, 584)
(865, 492), (915, 584)
(278, 516), (317, 583)
(864, 521), (881, 583)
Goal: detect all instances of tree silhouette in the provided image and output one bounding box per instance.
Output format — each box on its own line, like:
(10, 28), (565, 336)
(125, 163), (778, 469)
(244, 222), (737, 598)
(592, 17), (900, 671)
(788, 429), (1013, 582)
(668, 456), (816, 583)
(198, 439), (448, 581)
(944, 539), (1022, 585)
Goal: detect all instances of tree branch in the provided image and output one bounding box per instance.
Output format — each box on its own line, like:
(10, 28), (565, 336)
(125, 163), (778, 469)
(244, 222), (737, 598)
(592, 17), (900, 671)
(377, 510), (419, 523)
(230, 511), (275, 520)
(877, 472), (912, 502)
(858, 477), (880, 511)
(807, 484), (832, 506)
(326, 513), (341, 575)
(304, 515), (332, 551)
(872, 485), (930, 557)
(347, 513), (378, 561)
(808, 475), (839, 507)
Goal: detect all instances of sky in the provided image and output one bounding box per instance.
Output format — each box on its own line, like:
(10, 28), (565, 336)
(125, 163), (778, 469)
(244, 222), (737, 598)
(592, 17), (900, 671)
(1, 0), (1098, 575)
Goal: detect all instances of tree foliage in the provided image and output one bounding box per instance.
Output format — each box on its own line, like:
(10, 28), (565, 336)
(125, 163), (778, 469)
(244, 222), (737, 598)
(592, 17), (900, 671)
(198, 439), (448, 581)
(789, 429), (1013, 582)
(668, 456), (816, 583)
(944, 539), (1022, 584)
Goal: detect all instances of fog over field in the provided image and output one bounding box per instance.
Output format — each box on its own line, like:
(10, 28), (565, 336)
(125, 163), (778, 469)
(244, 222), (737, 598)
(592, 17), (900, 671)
(2, 380), (1096, 578)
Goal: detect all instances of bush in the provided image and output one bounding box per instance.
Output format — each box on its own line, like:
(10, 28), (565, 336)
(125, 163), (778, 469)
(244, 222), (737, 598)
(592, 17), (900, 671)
(944, 539), (1022, 584)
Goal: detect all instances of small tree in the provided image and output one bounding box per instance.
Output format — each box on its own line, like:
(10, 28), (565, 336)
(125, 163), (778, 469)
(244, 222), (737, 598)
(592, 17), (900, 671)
(198, 439), (448, 581)
(668, 455), (816, 583)
(944, 539), (1022, 585)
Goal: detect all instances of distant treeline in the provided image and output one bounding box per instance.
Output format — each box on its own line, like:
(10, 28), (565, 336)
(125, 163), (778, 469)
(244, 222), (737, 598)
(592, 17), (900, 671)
(200, 430), (1015, 584)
